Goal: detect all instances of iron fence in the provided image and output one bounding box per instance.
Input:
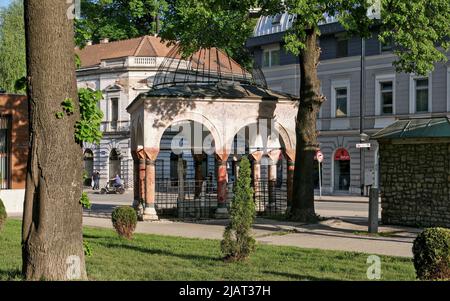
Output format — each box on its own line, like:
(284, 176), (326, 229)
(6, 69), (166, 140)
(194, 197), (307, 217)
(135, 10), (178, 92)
(154, 179), (287, 219)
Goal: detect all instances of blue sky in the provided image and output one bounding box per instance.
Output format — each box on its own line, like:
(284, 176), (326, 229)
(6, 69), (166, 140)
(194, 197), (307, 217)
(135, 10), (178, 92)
(0, 0), (11, 8)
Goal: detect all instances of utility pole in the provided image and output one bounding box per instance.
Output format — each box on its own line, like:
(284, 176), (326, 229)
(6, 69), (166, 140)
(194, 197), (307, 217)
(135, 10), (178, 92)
(360, 37), (366, 196)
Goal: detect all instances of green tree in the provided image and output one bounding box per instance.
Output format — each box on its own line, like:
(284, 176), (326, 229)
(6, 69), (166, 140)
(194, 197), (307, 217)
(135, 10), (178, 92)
(159, 0), (450, 222)
(0, 0), (25, 93)
(221, 157), (256, 261)
(75, 0), (167, 47)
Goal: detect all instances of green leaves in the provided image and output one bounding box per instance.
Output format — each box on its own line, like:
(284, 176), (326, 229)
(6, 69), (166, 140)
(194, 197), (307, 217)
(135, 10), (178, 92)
(80, 192), (92, 209)
(380, 0), (450, 75)
(75, 88), (104, 144)
(0, 0), (26, 94)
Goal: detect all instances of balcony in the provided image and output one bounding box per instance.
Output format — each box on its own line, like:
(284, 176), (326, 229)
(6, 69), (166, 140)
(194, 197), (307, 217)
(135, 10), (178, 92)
(101, 120), (130, 133)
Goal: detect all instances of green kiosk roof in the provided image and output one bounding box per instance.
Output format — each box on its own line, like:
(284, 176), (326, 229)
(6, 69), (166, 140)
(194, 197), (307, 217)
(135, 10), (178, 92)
(372, 117), (450, 140)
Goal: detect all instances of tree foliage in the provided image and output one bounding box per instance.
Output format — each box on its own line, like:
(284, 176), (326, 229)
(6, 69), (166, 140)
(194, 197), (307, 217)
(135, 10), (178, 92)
(0, 0), (25, 93)
(221, 157), (256, 261)
(75, 88), (104, 144)
(75, 0), (167, 47)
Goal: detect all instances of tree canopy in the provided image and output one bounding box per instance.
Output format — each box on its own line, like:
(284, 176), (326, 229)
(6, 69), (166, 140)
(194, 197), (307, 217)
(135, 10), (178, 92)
(75, 0), (167, 47)
(159, 0), (450, 76)
(0, 0), (25, 93)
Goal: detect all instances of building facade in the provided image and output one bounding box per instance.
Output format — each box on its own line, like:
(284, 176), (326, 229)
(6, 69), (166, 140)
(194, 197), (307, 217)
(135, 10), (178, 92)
(76, 36), (174, 189)
(0, 94), (28, 214)
(247, 13), (450, 195)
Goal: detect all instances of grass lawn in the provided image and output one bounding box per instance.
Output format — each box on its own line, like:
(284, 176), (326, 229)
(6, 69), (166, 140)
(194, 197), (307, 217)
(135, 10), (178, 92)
(0, 219), (416, 281)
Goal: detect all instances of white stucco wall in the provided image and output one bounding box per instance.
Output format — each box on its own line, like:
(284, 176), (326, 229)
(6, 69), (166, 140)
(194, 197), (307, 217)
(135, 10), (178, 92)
(0, 189), (24, 216)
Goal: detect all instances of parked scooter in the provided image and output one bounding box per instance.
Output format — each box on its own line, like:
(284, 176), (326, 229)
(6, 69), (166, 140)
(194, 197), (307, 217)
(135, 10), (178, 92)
(100, 182), (125, 195)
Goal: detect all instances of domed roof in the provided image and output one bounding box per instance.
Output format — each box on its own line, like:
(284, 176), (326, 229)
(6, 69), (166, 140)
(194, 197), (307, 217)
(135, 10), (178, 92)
(152, 44), (267, 89)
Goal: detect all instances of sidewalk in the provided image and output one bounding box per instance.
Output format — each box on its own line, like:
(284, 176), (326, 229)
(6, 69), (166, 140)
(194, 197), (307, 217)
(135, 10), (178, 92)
(83, 215), (419, 258)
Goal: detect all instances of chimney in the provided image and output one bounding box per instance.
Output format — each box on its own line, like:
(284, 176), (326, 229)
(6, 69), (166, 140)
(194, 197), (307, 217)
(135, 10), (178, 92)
(100, 38), (109, 44)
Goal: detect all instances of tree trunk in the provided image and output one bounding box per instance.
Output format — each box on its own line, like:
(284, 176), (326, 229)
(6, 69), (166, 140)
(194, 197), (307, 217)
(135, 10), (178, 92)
(22, 0), (87, 280)
(290, 30), (324, 222)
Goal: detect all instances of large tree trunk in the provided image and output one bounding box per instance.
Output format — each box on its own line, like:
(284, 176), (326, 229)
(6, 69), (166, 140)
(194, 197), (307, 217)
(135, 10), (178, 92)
(290, 30), (324, 222)
(22, 0), (87, 280)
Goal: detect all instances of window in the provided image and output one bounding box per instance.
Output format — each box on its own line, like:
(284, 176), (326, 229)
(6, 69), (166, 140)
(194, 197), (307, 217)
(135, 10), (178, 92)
(0, 116), (10, 189)
(380, 81), (393, 114)
(415, 79), (429, 112)
(335, 87), (348, 117)
(110, 97), (118, 130)
(262, 49), (280, 67)
(336, 36), (348, 58)
(272, 14), (282, 25)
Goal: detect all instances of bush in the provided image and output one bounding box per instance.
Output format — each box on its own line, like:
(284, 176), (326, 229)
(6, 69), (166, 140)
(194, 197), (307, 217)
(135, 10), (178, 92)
(221, 157), (256, 261)
(412, 227), (450, 280)
(0, 198), (7, 232)
(111, 206), (138, 239)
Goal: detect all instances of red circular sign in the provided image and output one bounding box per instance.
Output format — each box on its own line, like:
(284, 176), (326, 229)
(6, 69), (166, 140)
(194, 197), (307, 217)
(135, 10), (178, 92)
(334, 148), (350, 161)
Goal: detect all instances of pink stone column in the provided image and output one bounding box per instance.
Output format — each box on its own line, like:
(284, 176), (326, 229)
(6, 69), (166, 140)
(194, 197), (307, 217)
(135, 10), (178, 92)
(143, 147), (160, 221)
(215, 153), (229, 218)
(283, 149), (296, 213)
(131, 151), (140, 209)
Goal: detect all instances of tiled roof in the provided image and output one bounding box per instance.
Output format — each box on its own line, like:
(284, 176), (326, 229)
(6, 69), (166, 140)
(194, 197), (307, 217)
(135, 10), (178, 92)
(76, 35), (174, 68)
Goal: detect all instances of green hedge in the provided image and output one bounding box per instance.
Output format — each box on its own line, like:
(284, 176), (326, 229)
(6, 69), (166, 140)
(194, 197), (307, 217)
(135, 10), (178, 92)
(111, 206), (137, 240)
(413, 227), (450, 280)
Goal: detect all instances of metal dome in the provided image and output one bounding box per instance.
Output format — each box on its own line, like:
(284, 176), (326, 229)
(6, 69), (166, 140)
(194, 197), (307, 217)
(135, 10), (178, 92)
(152, 44), (267, 89)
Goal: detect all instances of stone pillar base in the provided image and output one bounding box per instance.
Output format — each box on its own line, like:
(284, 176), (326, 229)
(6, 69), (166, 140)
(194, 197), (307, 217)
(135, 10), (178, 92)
(215, 207), (229, 219)
(143, 206), (159, 221)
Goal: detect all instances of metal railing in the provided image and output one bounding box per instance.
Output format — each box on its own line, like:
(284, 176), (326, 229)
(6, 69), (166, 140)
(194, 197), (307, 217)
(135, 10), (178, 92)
(154, 179), (287, 219)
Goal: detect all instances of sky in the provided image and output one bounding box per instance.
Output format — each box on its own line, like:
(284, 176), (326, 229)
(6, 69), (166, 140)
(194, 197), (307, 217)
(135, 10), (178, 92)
(0, 0), (11, 8)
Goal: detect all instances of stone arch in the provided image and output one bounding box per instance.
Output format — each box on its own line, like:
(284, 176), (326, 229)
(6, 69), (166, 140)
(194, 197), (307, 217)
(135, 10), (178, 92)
(153, 111), (223, 153)
(228, 116), (295, 152)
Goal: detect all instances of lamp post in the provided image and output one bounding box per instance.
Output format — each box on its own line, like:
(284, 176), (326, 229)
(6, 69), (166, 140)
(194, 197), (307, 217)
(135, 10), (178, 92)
(360, 37), (366, 196)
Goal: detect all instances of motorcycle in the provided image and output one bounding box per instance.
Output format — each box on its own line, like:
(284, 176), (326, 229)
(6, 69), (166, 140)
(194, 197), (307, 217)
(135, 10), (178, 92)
(100, 182), (125, 195)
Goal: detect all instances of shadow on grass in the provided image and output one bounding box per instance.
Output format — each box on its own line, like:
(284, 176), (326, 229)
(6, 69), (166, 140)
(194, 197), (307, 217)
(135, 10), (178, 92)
(96, 241), (220, 262)
(263, 270), (336, 281)
(0, 269), (22, 280)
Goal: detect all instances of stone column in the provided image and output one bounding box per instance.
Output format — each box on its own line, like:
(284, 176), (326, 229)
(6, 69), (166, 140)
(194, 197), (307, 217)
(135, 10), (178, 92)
(215, 153), (229, 218)
(143, 147), (159, 221)
(267, 150), (282, 212)
(131, 151), (140, 209)
(193, 153), (206, 199)
(284, 149), (295, 214)
(250, 150), (264, 211)
(136, 148), (146, 208)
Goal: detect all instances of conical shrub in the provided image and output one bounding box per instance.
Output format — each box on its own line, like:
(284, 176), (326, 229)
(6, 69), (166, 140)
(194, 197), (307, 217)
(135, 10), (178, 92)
(221, 156), (256, 261)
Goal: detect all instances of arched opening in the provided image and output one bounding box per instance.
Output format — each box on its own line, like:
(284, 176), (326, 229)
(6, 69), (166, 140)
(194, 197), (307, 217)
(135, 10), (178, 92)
(155, 120), (216, 218)
(334, 148), (351, 191)
(230, 120), (288, 215)
(109, 148), (121, 180)
(83, 149), (94, 186)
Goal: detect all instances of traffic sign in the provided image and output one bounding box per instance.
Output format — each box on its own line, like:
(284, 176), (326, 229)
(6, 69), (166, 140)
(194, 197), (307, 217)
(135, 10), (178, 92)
(356, 143), (371, 149)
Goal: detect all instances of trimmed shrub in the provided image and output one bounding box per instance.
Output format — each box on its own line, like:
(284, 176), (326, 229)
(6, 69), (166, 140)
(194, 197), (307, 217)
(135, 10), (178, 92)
(413, 227), (450, 280)
(111, 206), (138, 239)
(221, 156), (256, 261)
(0, 198), (7, 232)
